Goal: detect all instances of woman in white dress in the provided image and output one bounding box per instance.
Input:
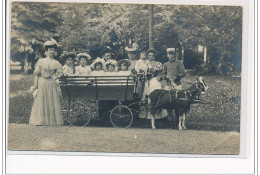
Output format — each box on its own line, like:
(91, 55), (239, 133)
(29, 39), (63, 126)
(141, 48), (167, 119)
(125, 43), (139, 71)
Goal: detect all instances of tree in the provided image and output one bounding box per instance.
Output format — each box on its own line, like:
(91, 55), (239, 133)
(11, 2), (62, 72)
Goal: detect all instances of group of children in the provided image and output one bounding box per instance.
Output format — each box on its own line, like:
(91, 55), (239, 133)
(60, 48), (161, 77)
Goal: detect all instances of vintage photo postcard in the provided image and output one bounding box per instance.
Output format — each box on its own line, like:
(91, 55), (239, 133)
(8, 0), (245, 156)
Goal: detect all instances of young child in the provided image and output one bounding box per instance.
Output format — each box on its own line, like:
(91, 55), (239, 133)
(61, 51), (76, 75)
(91, 57), (106, 76)
(135, 51), (150, 73)
(117, 59), (132, 76)
(101, 47), (113, 62)
(75, 53), (92, 75)
(104, 59), (117, 75)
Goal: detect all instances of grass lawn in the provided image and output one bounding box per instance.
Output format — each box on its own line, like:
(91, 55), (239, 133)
(8, 73), (241, 131)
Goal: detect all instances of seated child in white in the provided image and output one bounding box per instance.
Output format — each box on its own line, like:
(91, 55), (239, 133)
(90, 57), (105, 76)
(117, 59), (132, 76)
(104, 59), (118, 75)
(61, 52), (76, 75)
(75, 53), (91, 75)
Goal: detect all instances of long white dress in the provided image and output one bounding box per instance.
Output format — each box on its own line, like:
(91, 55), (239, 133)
(140, 77), (167, 119)
(29, 58), (63, 125)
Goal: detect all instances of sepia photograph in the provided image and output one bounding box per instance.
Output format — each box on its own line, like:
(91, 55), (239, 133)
(8, 1), (242, 155)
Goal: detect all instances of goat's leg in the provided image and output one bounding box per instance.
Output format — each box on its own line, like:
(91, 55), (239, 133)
(150, 108), (156, 129)
(178, 114), (183, 130)
(182, 113), (187, 130)
(151, 116), (156, 129)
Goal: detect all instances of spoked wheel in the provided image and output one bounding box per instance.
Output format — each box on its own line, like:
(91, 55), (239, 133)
(66, 102), (91, 127)
(110, 105), (133, 128)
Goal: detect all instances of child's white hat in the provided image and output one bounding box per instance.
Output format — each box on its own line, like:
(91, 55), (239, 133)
(90, 57), (106, 69)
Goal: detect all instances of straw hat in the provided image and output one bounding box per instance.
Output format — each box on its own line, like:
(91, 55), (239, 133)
(44, 39), (57, 50)
(125, 43), (139, 52)
(76, 52), (91, 62)
(105, 59), (117, 71)
(117, 59), (131, 68)
(60, 51), (76, 64)
(90, 57), (106, 69)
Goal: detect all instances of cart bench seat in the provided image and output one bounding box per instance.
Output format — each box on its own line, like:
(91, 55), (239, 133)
(59, 75), (135, 101)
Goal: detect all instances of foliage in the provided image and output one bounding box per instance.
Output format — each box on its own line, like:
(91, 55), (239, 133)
(10, 2), (242, 74)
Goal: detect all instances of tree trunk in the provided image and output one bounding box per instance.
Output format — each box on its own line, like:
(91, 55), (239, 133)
(24, 51), (29, 74)
(149, 4), (154, 49)
(203, 46), (207, 63)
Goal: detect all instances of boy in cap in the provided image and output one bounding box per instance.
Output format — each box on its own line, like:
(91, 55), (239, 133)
(162, 47), (186, 124)
(162, 48), (185, 89)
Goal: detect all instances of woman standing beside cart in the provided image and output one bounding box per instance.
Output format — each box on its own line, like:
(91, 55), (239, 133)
(29, 39), (64, 126)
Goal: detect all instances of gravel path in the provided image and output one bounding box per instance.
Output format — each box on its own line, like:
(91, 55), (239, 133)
(8, 124), (239, 154)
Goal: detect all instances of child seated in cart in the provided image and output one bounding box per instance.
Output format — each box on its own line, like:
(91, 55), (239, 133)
(117, 59), (132, 76)
(61, 51), (76, 75)
(104, 59), (118, 75)
(75, 53), (92, 75)
(90, 57), (106, 76)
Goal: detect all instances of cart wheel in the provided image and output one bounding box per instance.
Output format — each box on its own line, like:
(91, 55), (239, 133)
(66, 102), (91, 127)
(110, 105), (133, 128)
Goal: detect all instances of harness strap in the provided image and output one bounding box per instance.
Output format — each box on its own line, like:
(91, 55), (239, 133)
(156, 91), (166, 106)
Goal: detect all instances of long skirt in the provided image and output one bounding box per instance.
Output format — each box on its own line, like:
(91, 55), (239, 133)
(139, 78), (167, 119)
(29, 77), (63, 126)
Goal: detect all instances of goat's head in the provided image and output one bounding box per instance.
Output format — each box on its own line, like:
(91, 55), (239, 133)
(196, 76), (208, 95)
(188, 76), (208, 100)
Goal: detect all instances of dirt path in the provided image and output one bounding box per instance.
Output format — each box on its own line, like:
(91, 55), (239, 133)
(8, 124), (239, 154)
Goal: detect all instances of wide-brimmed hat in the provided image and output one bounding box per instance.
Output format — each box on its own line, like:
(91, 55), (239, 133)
(146, 48), (157, 56)
(44, 39), (57, 50)
(105, 59), (117, 71)
(125, 43), (139, 52)
(60, 51), (76, 64)
(76, 52), (91, 62)
(117, 59), (131, 68)
(90, 57), (105, 69)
